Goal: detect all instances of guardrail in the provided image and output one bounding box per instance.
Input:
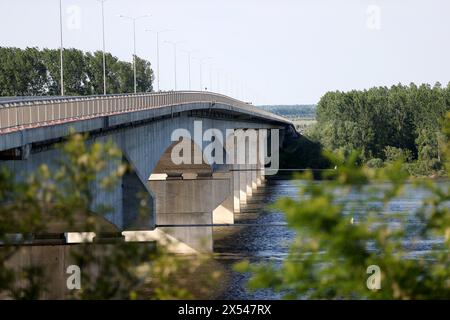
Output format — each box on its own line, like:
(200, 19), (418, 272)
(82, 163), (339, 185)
(0, 91), (288, 131)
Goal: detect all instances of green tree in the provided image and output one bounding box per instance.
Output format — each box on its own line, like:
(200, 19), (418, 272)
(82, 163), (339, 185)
(41, 48), (62, 95)
(0, 47), (47, 96)
(61, 48), (90, 95)
(135, 55), (153, 93)
(114, 60), (134, 94)
(85, 51), (104, 95)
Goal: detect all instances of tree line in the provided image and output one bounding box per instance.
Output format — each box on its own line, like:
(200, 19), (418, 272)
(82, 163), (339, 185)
(259, 105), (316, 119)
(309, 83), (450, 175)
(0, 47), (153, 96)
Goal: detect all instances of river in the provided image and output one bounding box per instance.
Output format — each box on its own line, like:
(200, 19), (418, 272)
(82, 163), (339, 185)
(212, 178), (448, 300)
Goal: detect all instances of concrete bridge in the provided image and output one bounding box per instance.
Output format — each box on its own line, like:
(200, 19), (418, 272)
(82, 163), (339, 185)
(0, 91), (294, 253)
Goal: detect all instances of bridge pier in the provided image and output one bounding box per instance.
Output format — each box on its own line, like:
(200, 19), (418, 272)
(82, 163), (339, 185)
(246, 164), (253, 197)
(212, 172), (235, 224)
(235, 130), (267, 209)
(233, 166), (241, 214)
(239, 164), (248, 205)
(143, 174), (231, 253)
(137, 133), (268, 253)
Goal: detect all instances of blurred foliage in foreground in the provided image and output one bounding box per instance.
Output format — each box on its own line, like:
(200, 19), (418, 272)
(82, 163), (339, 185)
(0, 133), (220, 299)
(236, 112), (450, 299)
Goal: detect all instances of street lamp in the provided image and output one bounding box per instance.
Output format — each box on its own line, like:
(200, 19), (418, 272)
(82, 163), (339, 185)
(164, 41), (184, 91)
(225, 73), (235, 97)
(97, 0), (107, 95)
(119, 14), (150, 94)
(181, 49), (197, 91)
(216, 69), (221, 93)
(224, 73), (229, 96)
(58, 0), (64, 96)
(228, 74), (235, 97)
(208, 64), (214, 92)
(145, 29), (171, 92)
(194, 57), (212, 91)
(237, 81), (244, 100)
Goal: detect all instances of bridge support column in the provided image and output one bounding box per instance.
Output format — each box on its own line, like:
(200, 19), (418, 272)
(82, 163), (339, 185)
(143, 175), (230, 253)
(256, 141), (263, 187)
(251, 164), (258, 190)
(121, 165), (153, 230)
(245, 137), (253, 197)
(249, 131), (260, 192)
(233, 165), (241, 213)
(239, 164), (248, 205)
(212, 172), (234, 224)
(258, 130), (266, 185)
(246, 164), (253, 197)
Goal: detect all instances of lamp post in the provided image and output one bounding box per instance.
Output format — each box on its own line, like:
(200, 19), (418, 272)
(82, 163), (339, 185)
(59, 0), (64, 96)
(216, 69), (221, 93)
(224, 73), (229, 96)
(97, 0), (107, 95)
(164, 41), (184, 91)
(181, 49), (197, 91)
(186, 51), (192, 90)
(208, 64), (214, 92)
(145, 29), (171, 92)
(229, 74), (235, 97)
(194, 57), (212, 91)
(119, 14), (150, 94)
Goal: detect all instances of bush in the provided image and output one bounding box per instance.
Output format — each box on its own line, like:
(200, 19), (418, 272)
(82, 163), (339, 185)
(366, 158), (384, 168)
(384, 146), (413, 162)
(406, 159), (443, 176)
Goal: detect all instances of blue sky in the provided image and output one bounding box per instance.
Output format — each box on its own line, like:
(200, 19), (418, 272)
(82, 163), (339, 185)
(1, 0), (449, 104)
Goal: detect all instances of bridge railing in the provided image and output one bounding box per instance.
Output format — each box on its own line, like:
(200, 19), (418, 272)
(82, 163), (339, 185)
(0, 91), (287, 131)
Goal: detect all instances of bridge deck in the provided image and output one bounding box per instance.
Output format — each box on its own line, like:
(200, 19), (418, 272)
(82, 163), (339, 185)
(0, 91), (291, 134)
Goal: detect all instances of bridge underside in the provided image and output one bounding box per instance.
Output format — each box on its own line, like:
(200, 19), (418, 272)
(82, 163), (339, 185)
(1, 102), (285, 253)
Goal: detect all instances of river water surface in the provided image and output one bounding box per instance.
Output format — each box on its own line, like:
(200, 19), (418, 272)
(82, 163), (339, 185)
(212, 179), (448, 300)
